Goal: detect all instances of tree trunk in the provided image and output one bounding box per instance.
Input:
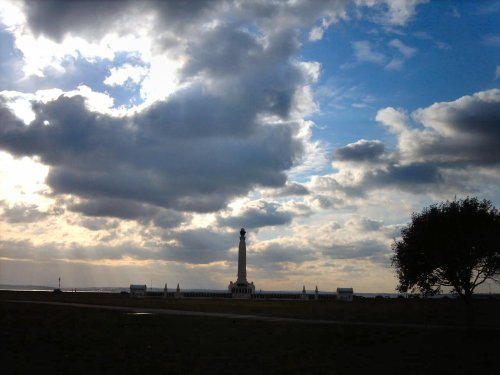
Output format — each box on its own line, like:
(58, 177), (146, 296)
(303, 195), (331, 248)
(463, 293), (475, 327)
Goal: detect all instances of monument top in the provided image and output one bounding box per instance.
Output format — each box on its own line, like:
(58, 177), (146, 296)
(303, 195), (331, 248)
(240, 228), (246, 237)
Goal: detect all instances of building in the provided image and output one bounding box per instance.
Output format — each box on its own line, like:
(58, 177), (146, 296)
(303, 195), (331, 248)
(301, 285), (308, 300)
(175, 283), (183, 299)
(337, 287), (354, 301)
(130, 284), (147, 297)
(228, 228), (255, 298)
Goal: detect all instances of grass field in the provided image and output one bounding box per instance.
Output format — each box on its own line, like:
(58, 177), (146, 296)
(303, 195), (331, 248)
(1, 291), (499, 374)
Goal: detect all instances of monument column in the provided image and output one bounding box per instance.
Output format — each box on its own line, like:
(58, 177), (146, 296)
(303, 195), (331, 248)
(236, 228), (247, 285)
(229, 228), (255, 297)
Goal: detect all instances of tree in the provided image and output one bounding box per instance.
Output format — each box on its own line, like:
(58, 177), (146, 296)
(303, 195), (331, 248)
(392, 197), (500, 324)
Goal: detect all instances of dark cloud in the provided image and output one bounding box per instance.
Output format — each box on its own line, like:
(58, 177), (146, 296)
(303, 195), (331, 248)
(2, 0), (329, 221)
(21, 0), (218, 42)
(0, 90), (303, 215)
(347, 217), (384, 232)
(218, 201), (293, 229)
(311, 194), (345, 209)
(20, 0), (346, 45)
(70, 198), (186, 228)
(321, 162), (443, 198)
(409, 89), (500, 166)
(77, 217), (119, 232)
(160, 229), (235, 264)
(71, 198), (159, 221)
(249, 242), (317, 271)
(322, 239), (388, 260)
(182, 24), (265, 79)
(267, 182), (309, 197)
(22, 0), (134, 41)
(362, 163), (443, 192)
(334, 139), (386, 162)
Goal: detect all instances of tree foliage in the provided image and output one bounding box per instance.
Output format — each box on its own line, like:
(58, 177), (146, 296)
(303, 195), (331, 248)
(392, 197), (500, 299)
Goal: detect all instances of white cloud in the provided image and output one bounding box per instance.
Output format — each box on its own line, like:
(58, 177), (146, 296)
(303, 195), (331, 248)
(139, 55), (185, 105)
(375, 107), (409, 134)
(0, 0), (25, 29)
(352, 40), (386, 64)
(104, 64), (148, 87)
(355, 0), (428, 26)
(385, 39), (416, 69)
(309, 26), (325, 42)
(66, 85), (115, 114)
(382, 0), (428, 26)
(435, 41), (452, 50)
(482, 34), (500, 46)
(385, 58), (404, 70)
(0, 151), (49, 206)
(388, 39), (416, 58)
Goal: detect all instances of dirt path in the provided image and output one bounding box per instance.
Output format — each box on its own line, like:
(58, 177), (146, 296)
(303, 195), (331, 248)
(8, 299), (494, 331)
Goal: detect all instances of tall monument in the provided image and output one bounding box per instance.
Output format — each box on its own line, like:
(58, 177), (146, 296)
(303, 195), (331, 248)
(228, 228), (255, 298)
(236, 228), (248, 284)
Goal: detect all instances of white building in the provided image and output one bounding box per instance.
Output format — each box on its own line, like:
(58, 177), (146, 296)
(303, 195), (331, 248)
(130, 284), (147, 297)
(175, 283), (183, 299)
(337, 288), (354, 301)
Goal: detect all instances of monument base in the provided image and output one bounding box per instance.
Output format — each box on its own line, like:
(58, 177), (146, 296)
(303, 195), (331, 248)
(228, 280), (255, 299)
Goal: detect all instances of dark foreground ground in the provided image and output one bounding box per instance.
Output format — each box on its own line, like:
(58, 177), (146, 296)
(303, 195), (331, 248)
(1, 291), (499, 374)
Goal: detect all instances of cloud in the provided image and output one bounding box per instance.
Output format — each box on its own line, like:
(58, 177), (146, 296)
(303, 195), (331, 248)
(346, 216), (384, 232)
(311, 89), (500, 200)
(352, 40), (386, 64)
(0, 77), (306, 215)
(388, 39), (416, 58)
(0, 238), (136, 262)
(309, 26), (326, 42)
(0, 227), (236, 265)
(218, 201), (293, 229)
(21, 0), (139, 42)
(249, 241), (318, 271)
(322, 239), (388, 260)
(385, 39), (416, 70)
(15, 0), (349, 76)
(385, 58), (404, 71)
(334, 139), (386, 163)
(361, 163), (443, 192)
(351, 38), (416, 71)
(408, 89), (500, 165)
(434, 41), (452, 51)
(1, 1), (351, 264)
(1, 202), (47, 223)
(70, 198), (186, 228)
(482, 34), (500, 46)
(77, 217), (119, 232)
(262, 181), (309, 198)
(375, 106), (409, 133)
(355, 0), (428, 26)
(3, 0), (342, 222)
(103, 64), (148, 87)
(160, 229), (235, 264)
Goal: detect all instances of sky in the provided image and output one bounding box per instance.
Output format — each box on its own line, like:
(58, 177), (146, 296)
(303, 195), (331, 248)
(0, 0), (499, 293)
